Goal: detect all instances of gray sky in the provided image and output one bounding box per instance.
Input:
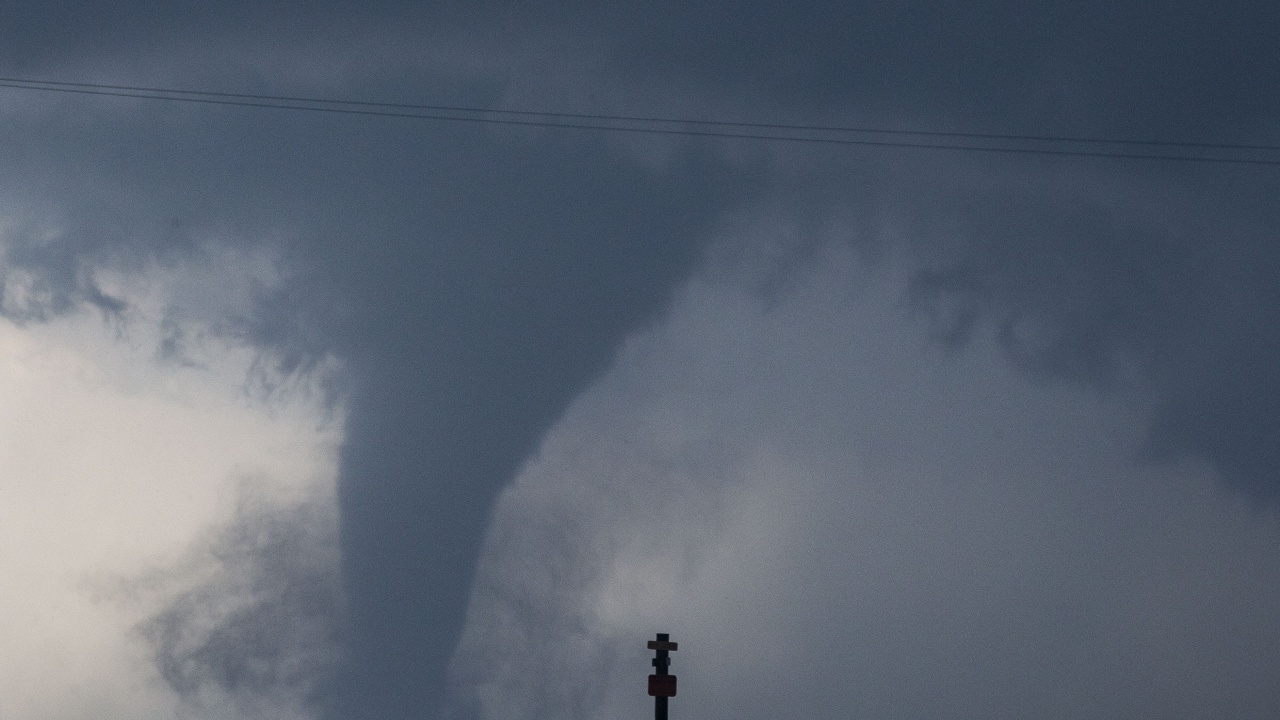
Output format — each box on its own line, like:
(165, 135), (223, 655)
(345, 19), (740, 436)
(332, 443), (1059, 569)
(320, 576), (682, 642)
(1, 3), (1279, 719)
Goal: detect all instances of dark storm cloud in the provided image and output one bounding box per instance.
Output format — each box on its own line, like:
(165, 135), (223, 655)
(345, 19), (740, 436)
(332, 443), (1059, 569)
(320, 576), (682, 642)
(1, 18), (764, 716)
(3, 2), (1279, 718)
(901, 170), (1280, 499)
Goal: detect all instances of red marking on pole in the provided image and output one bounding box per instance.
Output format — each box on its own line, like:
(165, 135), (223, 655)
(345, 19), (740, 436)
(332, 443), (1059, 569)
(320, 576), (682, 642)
(648, 674), (677, 697)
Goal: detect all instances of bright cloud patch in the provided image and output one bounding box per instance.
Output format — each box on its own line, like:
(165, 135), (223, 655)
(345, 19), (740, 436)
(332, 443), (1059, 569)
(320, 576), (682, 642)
(0, 258), (340, 720)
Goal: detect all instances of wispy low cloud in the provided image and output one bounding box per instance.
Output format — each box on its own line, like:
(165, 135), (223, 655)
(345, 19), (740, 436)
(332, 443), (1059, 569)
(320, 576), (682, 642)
(123, 481), (345, 720)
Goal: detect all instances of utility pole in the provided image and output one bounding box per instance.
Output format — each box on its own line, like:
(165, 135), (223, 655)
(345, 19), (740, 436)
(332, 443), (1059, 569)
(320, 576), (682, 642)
(647, 633), (677, 720)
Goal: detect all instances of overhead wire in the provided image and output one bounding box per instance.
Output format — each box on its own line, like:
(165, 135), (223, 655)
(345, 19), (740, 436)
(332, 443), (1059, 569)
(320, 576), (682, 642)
(1, 76), (1278, 166)
(7, 75), (1280, 152)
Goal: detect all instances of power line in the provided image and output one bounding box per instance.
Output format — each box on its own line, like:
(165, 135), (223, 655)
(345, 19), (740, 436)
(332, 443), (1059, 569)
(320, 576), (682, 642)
(2, 76), (1277, 166)
(7, 76), (1278, 153)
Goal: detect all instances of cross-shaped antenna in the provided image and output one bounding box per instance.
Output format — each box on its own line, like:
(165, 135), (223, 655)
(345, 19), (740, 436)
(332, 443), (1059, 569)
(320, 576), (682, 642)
(647, 633), (678, 720)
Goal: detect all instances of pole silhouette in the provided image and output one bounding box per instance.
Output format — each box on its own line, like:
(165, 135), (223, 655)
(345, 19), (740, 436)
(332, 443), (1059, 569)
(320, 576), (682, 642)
(647, 633), (677, 720)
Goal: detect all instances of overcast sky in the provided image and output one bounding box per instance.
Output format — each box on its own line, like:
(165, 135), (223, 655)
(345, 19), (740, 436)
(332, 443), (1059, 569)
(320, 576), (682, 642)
(2, 3), (1279, 720)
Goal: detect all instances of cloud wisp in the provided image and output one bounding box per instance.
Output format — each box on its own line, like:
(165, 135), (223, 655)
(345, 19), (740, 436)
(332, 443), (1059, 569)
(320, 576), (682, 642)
(131, 482), (345, 720)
